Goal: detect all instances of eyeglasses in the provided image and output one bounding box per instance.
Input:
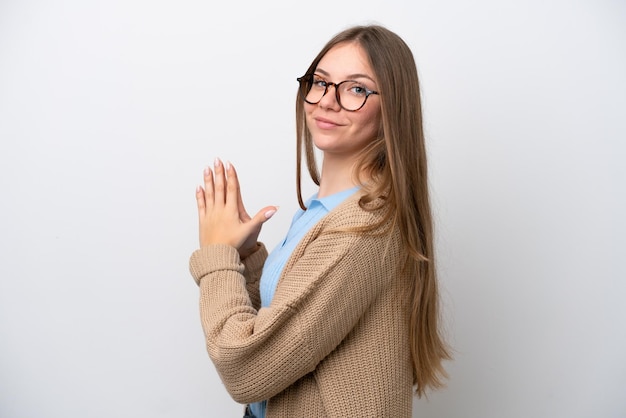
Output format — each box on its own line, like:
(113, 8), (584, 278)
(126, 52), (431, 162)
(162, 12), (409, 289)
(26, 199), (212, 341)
(297, 73), (379, 111)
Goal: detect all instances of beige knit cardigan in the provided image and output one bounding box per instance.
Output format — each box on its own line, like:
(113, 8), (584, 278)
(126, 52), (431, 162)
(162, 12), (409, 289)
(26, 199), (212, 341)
(189, 193), (414, 417)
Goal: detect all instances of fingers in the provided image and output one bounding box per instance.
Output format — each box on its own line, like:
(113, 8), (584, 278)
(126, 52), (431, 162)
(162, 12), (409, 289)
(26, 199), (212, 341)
(195, 185), (206, 212)
(212, 158), (226, 206)
(200, 159), (236, 211)
(202, 166), (214, 210)
(253, 206), (279, 224)
(225, 161), (243, 214)
(231, 164), (252, 222)
(199, 158), (274, 222)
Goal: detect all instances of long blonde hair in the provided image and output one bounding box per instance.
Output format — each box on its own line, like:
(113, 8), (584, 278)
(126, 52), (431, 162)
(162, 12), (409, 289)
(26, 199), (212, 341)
(295, 25), (451, 397)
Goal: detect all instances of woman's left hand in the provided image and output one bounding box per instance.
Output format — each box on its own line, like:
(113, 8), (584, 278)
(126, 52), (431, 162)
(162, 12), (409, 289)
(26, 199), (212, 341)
(196, 159), (277, 258)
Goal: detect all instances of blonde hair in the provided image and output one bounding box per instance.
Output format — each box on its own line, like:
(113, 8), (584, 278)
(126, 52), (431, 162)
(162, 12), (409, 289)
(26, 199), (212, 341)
(295, 24), (451, 397)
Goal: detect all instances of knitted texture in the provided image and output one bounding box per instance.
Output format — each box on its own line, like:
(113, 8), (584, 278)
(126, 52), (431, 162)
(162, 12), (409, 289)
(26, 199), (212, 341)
(189, 193), (414, 417)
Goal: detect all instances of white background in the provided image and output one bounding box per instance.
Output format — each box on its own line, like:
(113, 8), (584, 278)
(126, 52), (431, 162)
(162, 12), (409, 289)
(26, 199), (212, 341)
(1, 0), (624, 417)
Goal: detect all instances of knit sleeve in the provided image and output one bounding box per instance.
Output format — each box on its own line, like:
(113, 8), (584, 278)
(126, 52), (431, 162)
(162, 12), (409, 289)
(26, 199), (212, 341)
(188, 203), (402, 404)
(241, 243), (267, 310)
(189, 243), (267, 310)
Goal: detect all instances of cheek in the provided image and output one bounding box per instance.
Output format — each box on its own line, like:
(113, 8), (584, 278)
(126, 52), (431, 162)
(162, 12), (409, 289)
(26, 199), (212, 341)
(359, 109), (381, 136)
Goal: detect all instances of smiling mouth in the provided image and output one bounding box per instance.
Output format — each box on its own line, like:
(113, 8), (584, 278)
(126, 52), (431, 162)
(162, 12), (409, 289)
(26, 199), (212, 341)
(314, 117), (340, 129)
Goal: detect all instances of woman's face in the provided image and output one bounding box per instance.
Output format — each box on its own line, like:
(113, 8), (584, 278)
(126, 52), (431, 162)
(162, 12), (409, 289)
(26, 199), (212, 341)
(305, 42), (381, 160)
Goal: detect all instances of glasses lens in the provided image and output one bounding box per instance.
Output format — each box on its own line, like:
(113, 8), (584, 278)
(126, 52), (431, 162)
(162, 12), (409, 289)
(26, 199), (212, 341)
(299, 75), (323, 104)
(337, 81), (368, 111)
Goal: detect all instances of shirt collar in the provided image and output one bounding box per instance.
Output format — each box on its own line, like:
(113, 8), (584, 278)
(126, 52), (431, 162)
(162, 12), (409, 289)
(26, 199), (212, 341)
(307, 186), (360, 212)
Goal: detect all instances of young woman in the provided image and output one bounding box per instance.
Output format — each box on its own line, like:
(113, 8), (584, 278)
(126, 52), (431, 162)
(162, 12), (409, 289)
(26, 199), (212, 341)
(189, 24), (451, 417)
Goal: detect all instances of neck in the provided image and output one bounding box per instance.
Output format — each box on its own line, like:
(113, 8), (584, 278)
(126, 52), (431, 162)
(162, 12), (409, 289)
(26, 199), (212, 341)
(317, 153), (361, 198)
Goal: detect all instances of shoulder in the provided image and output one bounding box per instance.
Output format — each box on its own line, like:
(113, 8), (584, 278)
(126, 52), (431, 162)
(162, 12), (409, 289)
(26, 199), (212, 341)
(322, 191), (391, 232)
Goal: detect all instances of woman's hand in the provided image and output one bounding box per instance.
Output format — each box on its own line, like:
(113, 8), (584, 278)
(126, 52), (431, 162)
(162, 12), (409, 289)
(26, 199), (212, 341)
(196, 158), (277, 259)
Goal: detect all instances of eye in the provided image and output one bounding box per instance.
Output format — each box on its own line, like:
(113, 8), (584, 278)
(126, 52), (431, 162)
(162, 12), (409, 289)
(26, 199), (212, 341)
(351, 85), (367, 95)
(344, 81), (368, 97)
(312, 75), (328, 89)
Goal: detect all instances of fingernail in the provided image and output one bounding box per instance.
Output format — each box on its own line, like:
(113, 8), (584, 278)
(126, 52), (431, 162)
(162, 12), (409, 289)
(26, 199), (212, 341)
(225, 161), (231, 171)
(264, 209), (277, 219)
(204, 167), (210, 176)
(214, 157), (221, 168)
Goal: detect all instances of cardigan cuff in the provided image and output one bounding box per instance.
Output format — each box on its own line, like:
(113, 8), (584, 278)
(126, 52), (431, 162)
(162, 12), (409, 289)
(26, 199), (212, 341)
(189, 244), (244, 286)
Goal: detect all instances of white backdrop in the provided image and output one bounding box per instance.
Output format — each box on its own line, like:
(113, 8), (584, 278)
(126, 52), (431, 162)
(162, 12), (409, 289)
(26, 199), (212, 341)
(1, 0), (624, 417)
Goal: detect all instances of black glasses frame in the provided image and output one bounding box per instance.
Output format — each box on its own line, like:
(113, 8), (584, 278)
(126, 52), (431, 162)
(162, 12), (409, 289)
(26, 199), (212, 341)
(297, 74), (379, 111)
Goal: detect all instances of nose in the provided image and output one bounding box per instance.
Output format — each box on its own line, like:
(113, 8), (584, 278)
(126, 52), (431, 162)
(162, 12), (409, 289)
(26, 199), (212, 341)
(318, 83), (341, 110)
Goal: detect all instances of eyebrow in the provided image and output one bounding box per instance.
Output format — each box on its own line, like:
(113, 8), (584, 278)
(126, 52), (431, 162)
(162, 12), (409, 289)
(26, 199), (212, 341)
(315, 68), (377, 84)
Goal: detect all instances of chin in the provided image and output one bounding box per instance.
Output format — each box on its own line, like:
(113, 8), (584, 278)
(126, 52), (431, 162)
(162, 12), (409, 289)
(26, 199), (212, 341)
(312, 138), (336, 153)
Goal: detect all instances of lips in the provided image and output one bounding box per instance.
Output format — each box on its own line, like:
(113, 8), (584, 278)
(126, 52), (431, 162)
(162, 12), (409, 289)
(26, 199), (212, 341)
(314, 116), (340, 130)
